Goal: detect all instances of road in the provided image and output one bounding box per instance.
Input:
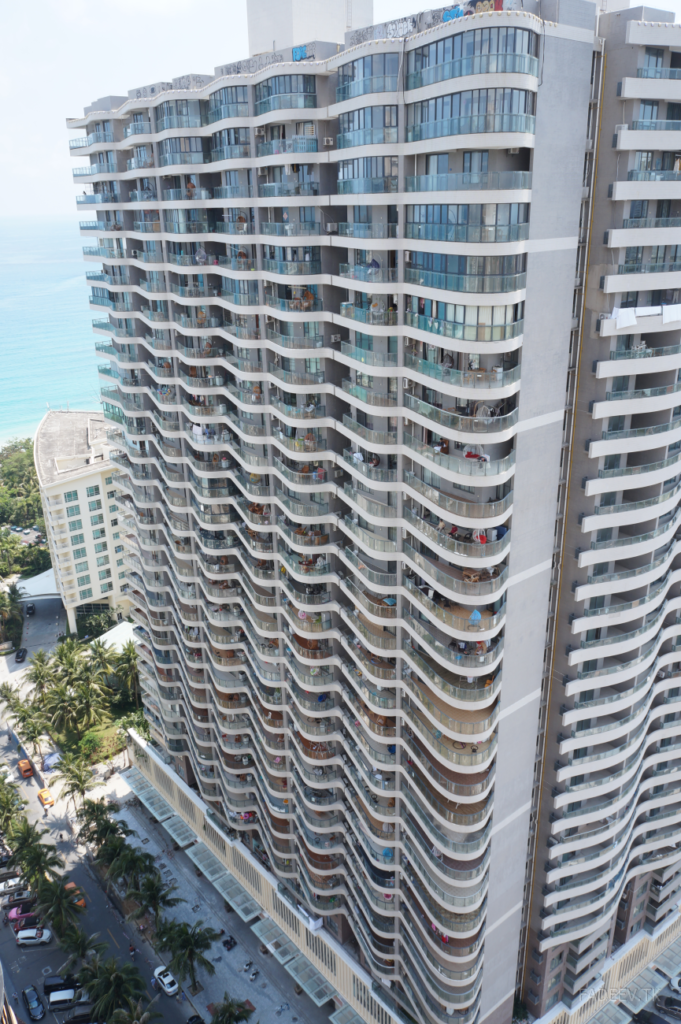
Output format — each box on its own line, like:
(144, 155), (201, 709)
(0, 597), (66, 694)
(0, 736), (193, 1024)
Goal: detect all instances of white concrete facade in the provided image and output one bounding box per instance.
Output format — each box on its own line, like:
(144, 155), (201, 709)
(34, 411), (130, 633)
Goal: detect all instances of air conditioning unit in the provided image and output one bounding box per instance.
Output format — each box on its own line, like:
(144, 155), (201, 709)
(256, 167), (268, 175)
(404, 250), (411, 262)
(284, 164), (293, 175)
(330, 333), (341, 343)
(403, 378), (414, 389)
(255, 127), (265, 136)
(323, 137), (334, 146)
(325, 222), (338, 233)
(508, 147), (519, 154)
(334, 469), (344, 479)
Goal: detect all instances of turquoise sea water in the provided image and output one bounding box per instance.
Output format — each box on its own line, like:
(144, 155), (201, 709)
(0, 217), (100, 444)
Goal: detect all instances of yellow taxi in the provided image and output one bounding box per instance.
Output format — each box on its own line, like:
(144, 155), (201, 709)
(37, 789), (54, 808)
(64, 881), (86, 908)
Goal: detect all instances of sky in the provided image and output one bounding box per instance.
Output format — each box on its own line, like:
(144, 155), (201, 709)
(0, 0), (430, 221)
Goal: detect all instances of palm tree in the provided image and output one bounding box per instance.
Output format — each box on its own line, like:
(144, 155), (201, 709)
(72, 680), (110, 738)
(155, 919), (220, 992)
(26, 650), (55, 705)
(210, 993), (254, 1024)
(0, 786), (25, 831)
(112, 996), (162, 1024)
(43, 681), (77, 734)
(106, 845), (156, 889)
(58, 927), (107, 975)
(14, 714), (49, 770)
(88, 640), (117, 682)
(52, 638), (84, 682)
(7, 817), (48, 869)
(117, 640), (140, 708)
(78, 956), (145, 1019)
(36, 877), (86, 936)
(21, 841), (63, 887)
(125, 874), (185, 927)
(52, 754), (104, 811)
(77, 798), (135, 848)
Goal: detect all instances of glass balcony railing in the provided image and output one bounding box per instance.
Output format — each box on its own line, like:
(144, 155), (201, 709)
(256, 137), (318, 157)
(73, 162), (117, 176)
(69, 130), (114, 149)
(336, 75), (398, 103)
(630, 119), (681, 131)
(124, 122), (152, 137)
(406, 170), (532, 191)
(406, 112), (535, 142)
(260, 222), (321, 236)
(637, 67), (681, 79)
(258, 182), (319, 198)
(126, 155), (154, 171)
(337, 176), (398, 195)
(406, 221), (529, 243)
(206, 102), (250, 124)
(407, 52), (539, 90)
(155, 114), (202, 132)
(158, 151), (207, 168)
(338, 264), (397, 284)
(405, 266), (526, 294)
(621, 216), (681, 229)
(339, 303), (397, 327)
(337, 126), (398, 149)
(254, 93), (316, 116)
(617, 261), (681, 275)
(337, 223), (397, 238)
(211, 145), (250, 162)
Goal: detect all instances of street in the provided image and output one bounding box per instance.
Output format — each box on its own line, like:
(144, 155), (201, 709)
(0, 597), (66, 695)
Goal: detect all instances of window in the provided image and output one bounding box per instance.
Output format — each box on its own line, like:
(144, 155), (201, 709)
(549, 952), (563, 970)
(72, 547), (86, 559)
(88, 499), (102, 512)
(86, 485), (100, 498)
(92, 528), (106, 540)
(90, 514), (104, 526)
(118, 571), (126, 580)
(69, 520), (83, 532)
(77, 574), (91, 586)
(116, 558), (124, 567)
(64, 490), (78, 503)
(107, 490), (115, 499)
(75, 562), (89, 573)
(105, 476), (113, 485)
(111, 519), (118, 526)
(96, 555), (110, 567)
(548, 971), (562, 990)
(109, 504), (118, 513)
(114, 545), (123, 553)
(634, 900), (646, 917)
(546, 993), (560, 1011)
(637, 882), (648, 895)
(79, 587), (93, 600)
(113, 532), (120, 539)
(71, 533), (85, 546)
(94, 542), (108, 553)
(98, 569), (112, 581)
(101, 582), (113, 593)
(66, 505), (81, 518)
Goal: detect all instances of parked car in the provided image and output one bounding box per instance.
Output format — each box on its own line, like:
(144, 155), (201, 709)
(0, 765), (13, 782)
(16, 927), (52, 946)
(9, 903), (38, 924)
(1, 890), (33, 909)
(154, 966), (179, 996)
(0, 876), (24, 894)
(14, 649), (27, 663)
(634, 1013), (670, 1024)
(14, 914), (40, 933)
(22, 986), (45, 1021)
(25, 603), (35, 616)
(37, 789), (54, 808)
(18, 760), (33, 778)
(672, 976), (681, 995)
(655, 997), (681, 1020)
(65, 881), (86, 908)
(43, 976), (76, 997)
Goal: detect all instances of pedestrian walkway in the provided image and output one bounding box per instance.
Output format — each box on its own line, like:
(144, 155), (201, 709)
(111, 796), (333, 1024)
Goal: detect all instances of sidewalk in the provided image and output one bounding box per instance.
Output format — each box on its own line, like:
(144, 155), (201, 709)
(112, 795), (333, 1024)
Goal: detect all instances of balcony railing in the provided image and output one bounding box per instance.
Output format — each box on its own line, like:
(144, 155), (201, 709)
(69, 130), (114, 149)
(337, 177), (399, 195)
(337, 223), (397, 239)
(406, 222), (529, 243)
(339, 304), (397, 327)
(256, 137), (318, 157)
(406, 113), (535, 142)
(124, 122), (152, 137)
(405, 171), (532, 192)
(254, 93), (316, 116)
(406, 52), (539, 90)
(405, 266), (526, 294)
(337, 127), (398, 149)
(336, 75), (398, 103)
(258, 182), (319, 198)
(630, 120), (681, 131)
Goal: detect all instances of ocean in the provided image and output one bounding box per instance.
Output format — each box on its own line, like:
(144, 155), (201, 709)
(0, 217), (100, 445)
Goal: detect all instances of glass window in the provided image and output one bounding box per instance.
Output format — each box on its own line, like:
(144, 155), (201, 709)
(86, 485), (100, 497)
(77, 574), (91, 587)
(91, 514), (104, 526)
(68, 520), (83, 532)
(64, 490), (78, 503)
(79, 588), (93, 600)
(71, 533), (85, 546)
(66, 505), (81, 517)
(88, 499), (102, 512)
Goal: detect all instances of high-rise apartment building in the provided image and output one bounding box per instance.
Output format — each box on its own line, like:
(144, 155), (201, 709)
(34, 410), (129, 632)
(66, 1), (681, 1021)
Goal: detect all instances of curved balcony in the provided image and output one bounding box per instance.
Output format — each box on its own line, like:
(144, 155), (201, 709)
(406, 52), (539, 90)
(406, 112), (535, 143)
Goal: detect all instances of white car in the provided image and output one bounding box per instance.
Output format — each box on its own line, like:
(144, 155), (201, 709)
(16, 928), (51, 947)
(1, 888), (32, 908)
(0, 877), (23, 894)
(0, 765), (13, 782)
(154, 966), (178, 996)
(671, 976), (681, 995)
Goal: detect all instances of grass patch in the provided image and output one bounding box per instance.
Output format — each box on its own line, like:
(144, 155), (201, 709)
(46, 694), (138, 761)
